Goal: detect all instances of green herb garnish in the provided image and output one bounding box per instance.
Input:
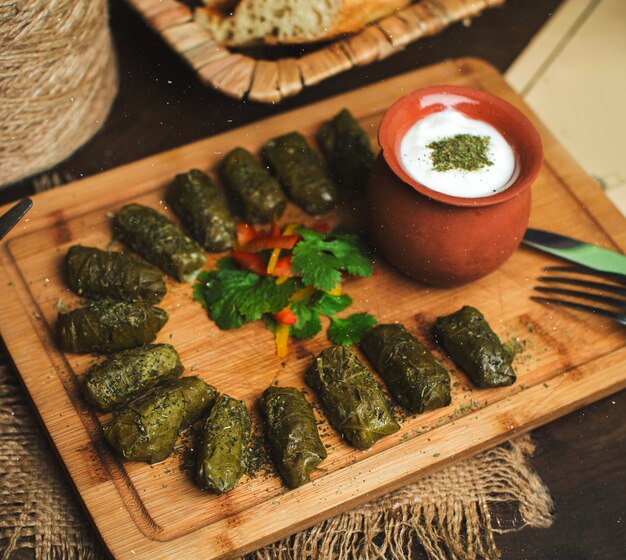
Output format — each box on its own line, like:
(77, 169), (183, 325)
(290, 291), (353, 340)
(327, 313), (377, 346)
(428, 134), (493, 172)
(291, 227), (372, 291)
(194, 226), (377, 352)
(194, 264), (299, 330)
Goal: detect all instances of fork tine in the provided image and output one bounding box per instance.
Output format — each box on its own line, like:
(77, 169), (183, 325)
(534, 286), (626, 310)
(538, 275), (626, 297)
(531, 296), (626, 326)
(543, 265), (626, 287)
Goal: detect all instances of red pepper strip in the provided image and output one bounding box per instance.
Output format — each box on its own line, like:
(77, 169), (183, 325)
(233, 251), (267, 276)
(271, 214), (281, 237)
(311, 221), (330, 233)
(274, 307), (297, 325)
(241, 234), (299, 253)
(236, 222), (258, 248)
(271, 256), (292, 278)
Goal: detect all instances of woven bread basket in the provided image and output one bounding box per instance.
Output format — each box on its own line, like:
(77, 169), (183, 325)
(0, 0), (118, 187)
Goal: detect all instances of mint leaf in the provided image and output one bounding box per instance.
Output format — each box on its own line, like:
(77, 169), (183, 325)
(195, 269), (298, 330)
(327, 313), (377, 345)
(291, 228), (373, 291)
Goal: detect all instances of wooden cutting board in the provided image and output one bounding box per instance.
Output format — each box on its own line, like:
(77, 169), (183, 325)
(1, 58), (624, 560)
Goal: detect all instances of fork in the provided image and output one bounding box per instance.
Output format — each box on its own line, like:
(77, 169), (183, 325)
(531, 265), (626, 326)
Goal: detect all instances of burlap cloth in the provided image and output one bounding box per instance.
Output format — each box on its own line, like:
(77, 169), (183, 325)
(0, 352), (554, 560)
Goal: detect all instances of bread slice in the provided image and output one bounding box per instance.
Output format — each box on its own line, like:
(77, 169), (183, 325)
(201, 0), (239, 8)
(195, 0), (412, 45)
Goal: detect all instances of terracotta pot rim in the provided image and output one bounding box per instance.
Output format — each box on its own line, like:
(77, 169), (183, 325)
(378, 85), (543, 208)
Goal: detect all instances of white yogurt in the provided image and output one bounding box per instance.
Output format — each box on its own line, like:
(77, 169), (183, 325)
(399, 109), (518, 198)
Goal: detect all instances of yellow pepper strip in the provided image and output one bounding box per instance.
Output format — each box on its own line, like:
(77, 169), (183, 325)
(327, 282), (342, 296)
(290, 286), (316, 303)
(283, 223), (298, 235)
(266, 247), (281, 274)
(275, 322), (290, 358)
(266, 223), (299, 275)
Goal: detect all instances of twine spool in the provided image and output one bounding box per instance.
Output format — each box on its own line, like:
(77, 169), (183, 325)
(0, 0), (118, 187)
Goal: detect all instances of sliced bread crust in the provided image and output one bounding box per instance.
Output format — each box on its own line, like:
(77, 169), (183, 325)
(196, 0), (412, 45)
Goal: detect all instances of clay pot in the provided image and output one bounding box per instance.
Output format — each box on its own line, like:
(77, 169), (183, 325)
(367, 85), (543, 287)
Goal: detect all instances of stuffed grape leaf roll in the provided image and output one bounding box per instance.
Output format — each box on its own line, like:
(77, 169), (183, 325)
(316, 109), (374, 192)
(167, 169), (235, 252)
(220, 147), (287, 224)
(104, 376), (217, 463)
(306, 346), (399, 449)
(57, 300), (168, 353)
(434, 306), (516, 388)
(360, 324), (451, 413)
(66, 245), (166, 303)
(196, 394), (251, 493)
(263, 132), (338, 215)
(83, 344), (183, 412)
(113, 203), (205, 282)
(259, 386), (327, 489)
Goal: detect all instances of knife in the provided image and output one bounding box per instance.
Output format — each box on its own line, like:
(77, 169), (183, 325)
(0, 198), (33, 241)
(522, 228), (626, 276)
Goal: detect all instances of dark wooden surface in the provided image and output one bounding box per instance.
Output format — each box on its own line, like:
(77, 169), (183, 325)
(2, 0), (625, 558)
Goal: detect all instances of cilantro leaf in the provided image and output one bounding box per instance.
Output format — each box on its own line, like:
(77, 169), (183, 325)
(290, 295), (322, 339)
(195, 269), (298, 330)
(193, 272), (210, 308)
(216, 256), (239, 271)
(291, 228), (373, 291)
(327, 313), (377, 345)
(290, 291), (353, 340)
(315, 293), (352, 316)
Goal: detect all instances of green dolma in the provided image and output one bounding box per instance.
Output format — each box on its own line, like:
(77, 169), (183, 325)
(434, 306), (516, 388)
(259, 386), (327, 489)
(306, 346), (399, 449)
(104, 376), (217, 463)
(360, 324), (451, 413)
(83, 344), (183, 412)
(66, 245), (166, 303)
(113, 203), (205, 282)
(263, 132), (338, 215)
(167, 169), (235, 252)
(196, 394), (251, 493)
(317, 108), (375, 191)
(220, 147), (287, 224)
(57, 300), (168, 353)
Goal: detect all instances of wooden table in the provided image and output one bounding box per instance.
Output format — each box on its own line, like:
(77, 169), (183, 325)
(1, 0), (624, 558)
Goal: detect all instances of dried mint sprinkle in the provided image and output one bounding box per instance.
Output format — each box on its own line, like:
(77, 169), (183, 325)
(428, 134), (493, 172)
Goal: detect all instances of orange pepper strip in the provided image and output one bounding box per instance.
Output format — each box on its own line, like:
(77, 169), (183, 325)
(235, 222), (258, 249)
(274, 307), (297, 325)
(275, 322), (290, 358)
